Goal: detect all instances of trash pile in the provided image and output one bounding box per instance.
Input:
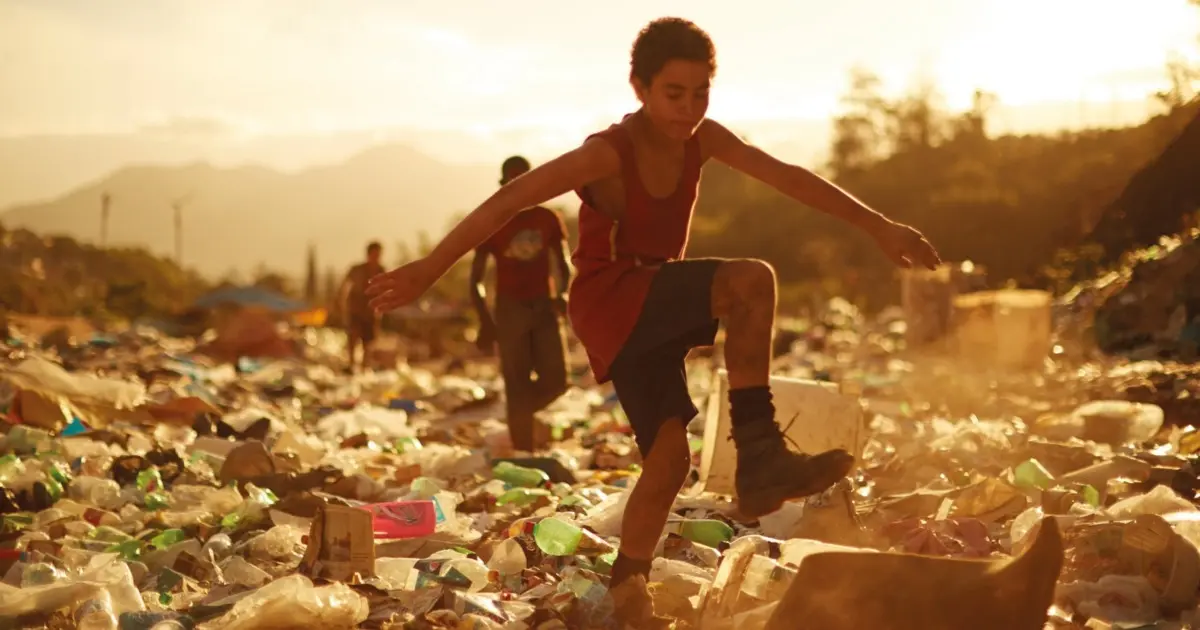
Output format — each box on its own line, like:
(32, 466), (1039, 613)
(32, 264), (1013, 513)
(4, 301), (1200, 630)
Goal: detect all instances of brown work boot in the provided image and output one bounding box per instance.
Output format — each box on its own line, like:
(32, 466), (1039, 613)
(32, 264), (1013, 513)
(609, 575), (675, 629)
(732, 417), (855, 518)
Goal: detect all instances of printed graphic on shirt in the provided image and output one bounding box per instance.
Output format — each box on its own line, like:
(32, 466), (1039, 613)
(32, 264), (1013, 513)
(503, 228), (545, 261)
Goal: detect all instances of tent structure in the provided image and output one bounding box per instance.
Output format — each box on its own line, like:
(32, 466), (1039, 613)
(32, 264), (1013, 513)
(193, 286), (307, 313)
(192, 286), (304, 362)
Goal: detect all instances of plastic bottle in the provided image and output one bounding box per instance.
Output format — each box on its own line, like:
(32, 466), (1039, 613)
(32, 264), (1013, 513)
(1013, 459), (1055, 491)
(496, 488), (551, 507)
(136, 468), (164, 493)
(727, 534), (784, 559)
(740, 555), (797, 601)
(665, 519), (735, 548)
(202, 533), (233, 561)
(75, 590), (118, 630)
(68, 477), (123, 511)
(393, 436), (423, 453)
(441, 556), (495, 593)
(105, 539), (143, 562)
(21, 562), (65, 586)
(91, 526), (133, 544)
(6, 426), (54, 454)
(533, 517), (615, 556)
(487, 538), (528, 576)
(493, 462), (549, 488)
(221, 484), (277, 530)
(366, 500), (438, 539)
(0, 454), (24, 484)
(150, 529), (187, 550)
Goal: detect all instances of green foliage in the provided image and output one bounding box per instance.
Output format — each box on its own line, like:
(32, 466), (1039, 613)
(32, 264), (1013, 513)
(687, 69), (1198, 311)
(0, 224), (209, 319)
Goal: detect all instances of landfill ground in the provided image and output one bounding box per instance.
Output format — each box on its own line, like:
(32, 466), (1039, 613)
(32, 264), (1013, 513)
(3, 284), (1200, 630)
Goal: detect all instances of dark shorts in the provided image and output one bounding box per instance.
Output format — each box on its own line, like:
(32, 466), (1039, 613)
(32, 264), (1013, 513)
(347, 312), (378, 344)
(609, 258), (724, 457)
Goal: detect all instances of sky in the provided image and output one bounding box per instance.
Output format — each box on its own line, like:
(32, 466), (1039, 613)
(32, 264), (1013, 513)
(1, 0), (1197, 161)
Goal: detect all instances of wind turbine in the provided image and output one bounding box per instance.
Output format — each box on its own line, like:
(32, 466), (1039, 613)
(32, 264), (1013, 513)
(172, 192), (195, 266)
(100, 192), (112, 247)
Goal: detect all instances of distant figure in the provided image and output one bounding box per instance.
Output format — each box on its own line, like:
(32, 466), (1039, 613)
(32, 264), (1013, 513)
(339, 241), (385, 372)
(470, 156), (572, 451)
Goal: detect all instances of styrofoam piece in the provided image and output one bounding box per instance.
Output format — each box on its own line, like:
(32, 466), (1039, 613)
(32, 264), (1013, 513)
(699, 370), (865, 497)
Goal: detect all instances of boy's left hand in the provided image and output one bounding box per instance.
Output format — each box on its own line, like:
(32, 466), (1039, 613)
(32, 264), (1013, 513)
(872, 221), (942, 270)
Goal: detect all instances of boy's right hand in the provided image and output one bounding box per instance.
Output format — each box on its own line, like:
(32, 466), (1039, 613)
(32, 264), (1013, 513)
(366, 257), (440, 313)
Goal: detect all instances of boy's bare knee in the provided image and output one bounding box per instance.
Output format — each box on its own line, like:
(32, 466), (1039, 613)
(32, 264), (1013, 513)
(713, 259), (777, 316)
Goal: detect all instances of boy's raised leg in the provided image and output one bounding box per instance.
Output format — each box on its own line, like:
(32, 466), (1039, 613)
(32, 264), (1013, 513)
(711, 259), (855, 518)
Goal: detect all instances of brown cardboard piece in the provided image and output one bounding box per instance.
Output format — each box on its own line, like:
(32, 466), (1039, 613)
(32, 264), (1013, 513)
(12, 390), (72, 431)
(299, 503), (376, 582)
(764, 516), (1064, 630)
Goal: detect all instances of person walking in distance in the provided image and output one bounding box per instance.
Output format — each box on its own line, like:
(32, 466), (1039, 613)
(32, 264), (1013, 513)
(339, 241), (385, 373)
(470, 156), (572, 452)
(366, 17), (941, 623)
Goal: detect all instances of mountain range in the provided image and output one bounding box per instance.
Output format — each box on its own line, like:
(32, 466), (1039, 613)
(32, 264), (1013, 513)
(0, 143), (500, 279)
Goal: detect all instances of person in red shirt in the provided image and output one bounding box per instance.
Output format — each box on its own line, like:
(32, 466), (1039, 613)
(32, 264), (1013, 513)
(339, 241), (385, 373)
(367, 18), (941, 623)
(470, 156), (572, 452)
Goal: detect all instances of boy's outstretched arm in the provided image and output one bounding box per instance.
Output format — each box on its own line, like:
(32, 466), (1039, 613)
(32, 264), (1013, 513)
(698, 119), (942, 270)
(367, 139), (620, 313)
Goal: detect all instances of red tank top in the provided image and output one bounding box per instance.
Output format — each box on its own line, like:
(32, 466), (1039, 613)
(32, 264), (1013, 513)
(567, 121), (704, 382)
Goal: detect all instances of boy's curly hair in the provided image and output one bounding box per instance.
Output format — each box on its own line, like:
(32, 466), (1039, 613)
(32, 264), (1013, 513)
(630, 18), (716, 86)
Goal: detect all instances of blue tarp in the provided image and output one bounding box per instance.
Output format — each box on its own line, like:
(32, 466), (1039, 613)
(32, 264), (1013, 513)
(193, 286), (307, 313)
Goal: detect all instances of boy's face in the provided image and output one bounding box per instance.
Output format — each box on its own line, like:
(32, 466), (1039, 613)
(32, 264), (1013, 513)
(633, 59), (711, 141)
(367, 247), (382, 264)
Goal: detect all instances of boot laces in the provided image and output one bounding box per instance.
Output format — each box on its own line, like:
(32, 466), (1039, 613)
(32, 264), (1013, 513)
(725, 413), (803, 452)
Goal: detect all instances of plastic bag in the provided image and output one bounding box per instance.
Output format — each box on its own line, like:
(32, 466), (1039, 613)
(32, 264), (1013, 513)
(198, 575), (367, 630)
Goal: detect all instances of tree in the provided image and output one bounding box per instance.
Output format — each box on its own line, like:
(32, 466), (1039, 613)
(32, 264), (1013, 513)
(1155, 54), (1200, 112)
(322, 266), (339, 307)
(304, 243), (318, 304)
(252, 265), (293, 296)
(886, 78), (948, 155)
(827, 68), (889, 181)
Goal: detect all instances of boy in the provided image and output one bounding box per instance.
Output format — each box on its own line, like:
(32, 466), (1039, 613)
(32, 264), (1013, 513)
(471, 156), (572, 451)
(368, 17), (940, 619)
(339, 241), (385, 372)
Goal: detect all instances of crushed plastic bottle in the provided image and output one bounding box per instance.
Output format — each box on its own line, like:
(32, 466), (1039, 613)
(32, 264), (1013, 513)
(1013, 459), (1055, 491)
(493, 461), (550, 488)
(533, 517), (615, 556)
(666, 518), (735, 548)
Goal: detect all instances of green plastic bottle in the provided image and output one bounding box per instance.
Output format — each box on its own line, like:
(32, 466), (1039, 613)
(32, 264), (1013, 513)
(665, 519), (735, 548)
(493, 462), (550, 488)
(532, 517), (614, 556)
(496, 488), (551, 507)
(1013, 459), (1054, 491)
(150, 529), (187, 550)
(136, 467), (163, 493)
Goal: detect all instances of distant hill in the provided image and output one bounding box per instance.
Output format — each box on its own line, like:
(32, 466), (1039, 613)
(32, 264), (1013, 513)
(0, 143), (497, 278)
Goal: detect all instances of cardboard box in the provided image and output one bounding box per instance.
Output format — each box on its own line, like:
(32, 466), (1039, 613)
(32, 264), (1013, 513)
(299, 503), (376, 582)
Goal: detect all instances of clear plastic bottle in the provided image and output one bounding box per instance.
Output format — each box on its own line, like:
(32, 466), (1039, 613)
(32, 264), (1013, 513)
(74, 589), (118, 630)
